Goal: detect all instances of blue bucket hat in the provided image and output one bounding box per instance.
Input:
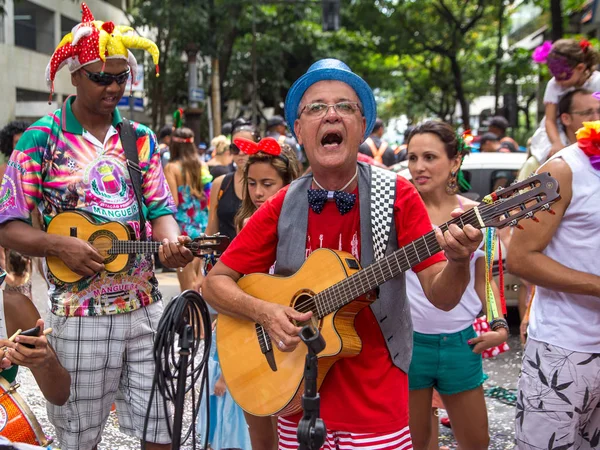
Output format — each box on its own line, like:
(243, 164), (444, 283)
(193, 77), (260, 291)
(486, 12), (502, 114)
(284, 58), (376, 140)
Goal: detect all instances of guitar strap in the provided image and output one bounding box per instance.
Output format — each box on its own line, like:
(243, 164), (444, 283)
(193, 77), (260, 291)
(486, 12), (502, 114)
(370, 166), (397, 261)
(119, 119), (147, 241)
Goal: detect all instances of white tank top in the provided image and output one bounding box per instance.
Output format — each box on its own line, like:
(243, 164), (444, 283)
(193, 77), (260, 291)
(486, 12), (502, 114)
(528, 144), (600, 352)
(407, 248), (484, 334)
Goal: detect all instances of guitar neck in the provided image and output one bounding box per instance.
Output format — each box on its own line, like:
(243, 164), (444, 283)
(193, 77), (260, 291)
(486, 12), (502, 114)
(315, 206), (485, 318)
(108, 241), (163, 255)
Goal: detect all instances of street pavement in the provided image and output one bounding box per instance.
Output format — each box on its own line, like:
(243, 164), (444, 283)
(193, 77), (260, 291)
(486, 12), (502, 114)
(18, 269), (520, 449)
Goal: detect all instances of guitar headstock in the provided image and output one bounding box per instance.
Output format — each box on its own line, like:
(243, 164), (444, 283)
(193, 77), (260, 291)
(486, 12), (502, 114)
(479, 172), (560, 229)
(187, 234), (231, 257)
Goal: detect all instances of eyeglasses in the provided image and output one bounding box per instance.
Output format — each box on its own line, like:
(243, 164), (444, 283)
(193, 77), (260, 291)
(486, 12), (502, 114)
(571, 108), (600, 117)
(298, 102), (362, 118)
(83, 68), (131, 86)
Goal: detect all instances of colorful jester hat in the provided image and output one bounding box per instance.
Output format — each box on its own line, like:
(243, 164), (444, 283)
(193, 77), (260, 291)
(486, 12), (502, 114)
(45, 2), (160, 97)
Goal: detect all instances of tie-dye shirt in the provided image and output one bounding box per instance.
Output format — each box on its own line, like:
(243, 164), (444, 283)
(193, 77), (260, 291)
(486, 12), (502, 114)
(0, 96), (176, 317)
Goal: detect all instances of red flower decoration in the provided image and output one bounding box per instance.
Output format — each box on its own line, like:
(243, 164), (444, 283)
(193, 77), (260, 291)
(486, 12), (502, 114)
(233, 137), (281, 156)
(577, 134), (600, 156)
(580, 39), (591, 52)
(576, 121), (600, 170)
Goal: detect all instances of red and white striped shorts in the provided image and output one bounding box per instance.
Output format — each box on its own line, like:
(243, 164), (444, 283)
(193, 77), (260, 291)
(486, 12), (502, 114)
(278, 417), (413, 450)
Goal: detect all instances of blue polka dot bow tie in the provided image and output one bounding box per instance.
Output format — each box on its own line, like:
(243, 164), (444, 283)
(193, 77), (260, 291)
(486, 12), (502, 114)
(307, 189), (356, 215)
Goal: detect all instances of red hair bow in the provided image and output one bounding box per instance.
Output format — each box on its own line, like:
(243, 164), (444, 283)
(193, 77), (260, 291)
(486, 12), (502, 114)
(233, 137), (281, 156)
(580, 39), (591, 52)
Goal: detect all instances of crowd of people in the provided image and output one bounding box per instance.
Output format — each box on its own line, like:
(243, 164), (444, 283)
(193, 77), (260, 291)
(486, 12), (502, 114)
(0, 2), (597, 449)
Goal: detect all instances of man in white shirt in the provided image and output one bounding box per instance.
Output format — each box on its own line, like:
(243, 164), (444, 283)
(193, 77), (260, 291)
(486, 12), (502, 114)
(508, 119), (600, 449)
(558, 88), (600, 144)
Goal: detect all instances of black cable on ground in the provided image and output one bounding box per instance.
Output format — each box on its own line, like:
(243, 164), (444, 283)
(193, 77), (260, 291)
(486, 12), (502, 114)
(143, 289), (212, 449)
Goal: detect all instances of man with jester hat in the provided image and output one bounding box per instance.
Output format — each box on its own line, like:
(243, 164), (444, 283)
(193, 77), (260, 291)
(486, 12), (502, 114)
(0, 3), (193, 449)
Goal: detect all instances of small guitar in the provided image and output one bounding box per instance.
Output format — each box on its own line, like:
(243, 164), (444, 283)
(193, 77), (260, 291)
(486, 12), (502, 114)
(216, 173), (560, 417)
(46, 210), (229, 283)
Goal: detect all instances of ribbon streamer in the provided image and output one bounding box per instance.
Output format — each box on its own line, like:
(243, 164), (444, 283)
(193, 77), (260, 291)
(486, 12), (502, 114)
(482, 193), (505, 321)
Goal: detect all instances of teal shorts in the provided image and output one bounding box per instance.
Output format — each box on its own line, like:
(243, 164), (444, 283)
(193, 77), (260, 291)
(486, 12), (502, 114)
(408, 326), (485, 395)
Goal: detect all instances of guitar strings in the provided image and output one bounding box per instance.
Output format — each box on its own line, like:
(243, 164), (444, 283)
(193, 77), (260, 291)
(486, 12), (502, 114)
(293, 194), (545, 317)
(292, 201), (498, 316)
(305, 224), (464, 315)
(311, 193), (548, 317)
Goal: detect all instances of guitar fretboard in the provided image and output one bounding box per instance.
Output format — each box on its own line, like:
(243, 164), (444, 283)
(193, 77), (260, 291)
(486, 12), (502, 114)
(312, 205), (486, 319)
(108, 241), (162, 255)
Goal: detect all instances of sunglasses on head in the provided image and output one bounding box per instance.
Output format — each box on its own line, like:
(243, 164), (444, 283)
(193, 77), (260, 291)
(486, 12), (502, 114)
(83, 68), (131, 86)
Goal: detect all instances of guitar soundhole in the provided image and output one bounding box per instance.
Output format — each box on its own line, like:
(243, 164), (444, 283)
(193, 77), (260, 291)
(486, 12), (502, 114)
(293, 290), (321, 330)
(89, 230), (119, 263)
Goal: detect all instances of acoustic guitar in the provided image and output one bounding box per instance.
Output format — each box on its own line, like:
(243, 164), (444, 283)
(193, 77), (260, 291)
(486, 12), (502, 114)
(46, 210), (229, 283)
(216, 173), (560, 417)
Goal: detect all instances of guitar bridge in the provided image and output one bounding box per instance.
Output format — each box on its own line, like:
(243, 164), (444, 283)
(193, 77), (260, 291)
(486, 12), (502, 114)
(255, 323), (277, 372)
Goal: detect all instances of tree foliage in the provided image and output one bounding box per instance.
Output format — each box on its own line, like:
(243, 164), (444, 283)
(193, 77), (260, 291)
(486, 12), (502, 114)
(126, 0), (591, 135)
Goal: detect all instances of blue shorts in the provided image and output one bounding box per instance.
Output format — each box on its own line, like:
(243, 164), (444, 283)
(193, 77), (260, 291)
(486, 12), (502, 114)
(408, 326), (485, 395)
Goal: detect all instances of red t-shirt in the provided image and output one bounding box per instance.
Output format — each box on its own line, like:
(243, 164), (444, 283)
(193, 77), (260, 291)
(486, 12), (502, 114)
(219, 176), (445, 432)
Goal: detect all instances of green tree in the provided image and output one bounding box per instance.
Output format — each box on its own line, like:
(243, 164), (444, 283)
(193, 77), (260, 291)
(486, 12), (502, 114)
(388, 0), (496, 129)
(129, 0), (246, 130)
(223, 1), (393, 122)
(129, 0), (208, 129)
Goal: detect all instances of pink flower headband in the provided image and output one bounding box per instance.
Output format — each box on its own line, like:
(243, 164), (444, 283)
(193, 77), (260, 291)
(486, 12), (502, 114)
(532, 41), (552, 64)
(532, 40), (593, 81)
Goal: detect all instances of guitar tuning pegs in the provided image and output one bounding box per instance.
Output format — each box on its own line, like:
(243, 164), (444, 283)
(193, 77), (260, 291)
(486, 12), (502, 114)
(515, 224), (524, 230)
(531, 216), (540, 223)
(548, 208), (556, 215)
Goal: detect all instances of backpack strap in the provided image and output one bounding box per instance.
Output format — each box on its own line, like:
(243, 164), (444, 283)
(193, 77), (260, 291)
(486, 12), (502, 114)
(119, 118), (147, 240)
(370, 166), (397, 261)
(366, 138), (389, 164)
(365, 137), (377, 156)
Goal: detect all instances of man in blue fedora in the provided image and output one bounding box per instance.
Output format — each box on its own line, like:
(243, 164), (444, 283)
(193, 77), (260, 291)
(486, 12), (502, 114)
(204, 59), (482, 449)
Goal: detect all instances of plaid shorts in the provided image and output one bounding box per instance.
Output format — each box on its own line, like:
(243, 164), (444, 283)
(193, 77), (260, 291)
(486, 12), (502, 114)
(46, 301), (170, 450)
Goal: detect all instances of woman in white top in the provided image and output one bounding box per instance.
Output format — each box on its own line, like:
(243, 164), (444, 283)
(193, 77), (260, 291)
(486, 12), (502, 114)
(406, 121), (508, 450)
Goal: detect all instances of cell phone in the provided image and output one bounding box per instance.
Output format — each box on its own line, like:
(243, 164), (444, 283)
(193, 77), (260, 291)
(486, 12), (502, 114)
(19, 326), (40, 349)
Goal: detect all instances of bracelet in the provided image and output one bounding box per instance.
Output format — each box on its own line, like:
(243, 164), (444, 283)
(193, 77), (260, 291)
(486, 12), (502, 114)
(490, 318), (509, 334)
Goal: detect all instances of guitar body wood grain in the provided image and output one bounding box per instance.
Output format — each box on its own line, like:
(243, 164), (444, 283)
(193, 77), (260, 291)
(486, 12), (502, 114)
(216, 248), (369, 417)
(46, 211), (133, 283)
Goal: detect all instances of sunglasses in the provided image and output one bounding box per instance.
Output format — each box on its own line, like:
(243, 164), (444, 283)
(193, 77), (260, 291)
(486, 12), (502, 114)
(229, 143), (247, 155)
(83, 68), (131, 86)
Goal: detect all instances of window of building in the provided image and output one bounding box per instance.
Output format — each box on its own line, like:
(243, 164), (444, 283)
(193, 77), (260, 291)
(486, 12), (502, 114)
(14, 0), (55, 55)
(61, 15), (79, 39)
(16, 88), (51, 103)
(0, 11), (5, 44)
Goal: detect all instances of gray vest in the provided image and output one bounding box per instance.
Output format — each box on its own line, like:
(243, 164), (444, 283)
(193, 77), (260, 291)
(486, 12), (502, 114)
(274, 162), (413, 372)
